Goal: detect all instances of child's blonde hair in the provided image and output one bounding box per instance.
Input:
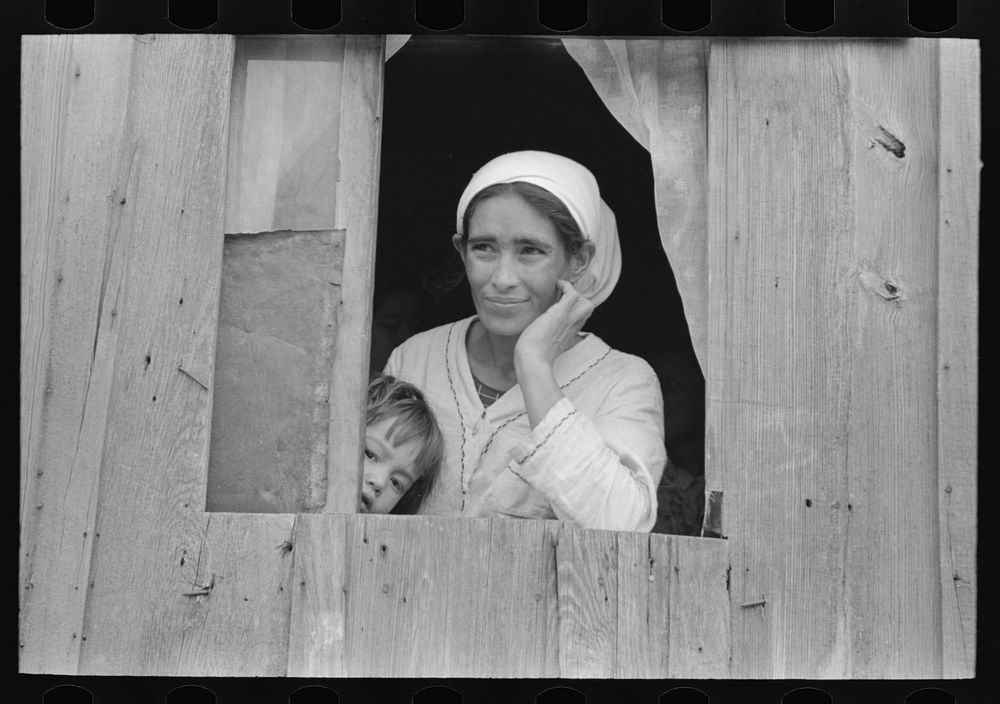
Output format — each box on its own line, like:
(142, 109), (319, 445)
(366, 374), (445, 514)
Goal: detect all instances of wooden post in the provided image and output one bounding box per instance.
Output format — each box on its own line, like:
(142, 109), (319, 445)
(324, 35), (386, 514)
(936, 38), (980, 679)
(709, 39), (975, 678)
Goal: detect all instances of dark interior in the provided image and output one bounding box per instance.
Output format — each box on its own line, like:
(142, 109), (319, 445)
(373, 36), (706, 533)
(376, 36), (693, 360)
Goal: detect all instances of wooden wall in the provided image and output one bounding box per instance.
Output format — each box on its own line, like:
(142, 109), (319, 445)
(288, 516), (729, 678)
(20, 35), (977, 679)
(706, 39), (978, 678)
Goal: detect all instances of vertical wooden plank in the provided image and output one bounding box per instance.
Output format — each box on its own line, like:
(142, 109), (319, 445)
(843, 39), (941, 678)
(936, 38), (979, 679)
(475, 520), (560, 678)
(707, 39), (858, 679)
(330, 516), (560, 678)
(341, 514), (433, 677)
(667, 536), (730, 677)
(19, 34), (136, 675)
(614, 532), (670, 678)
(29, 34), (243, 675)
(614, 532), (730, 679)
(286, 513), (348, 677)
(555, 527), (618, 678)
(340, 515), (494, 678)
(172, 514), (296, 676)
(224, 37), (346, 234)
(708, 40), (944, 678)
(425, 517), (492, 676)
(324, 36), (385, 514)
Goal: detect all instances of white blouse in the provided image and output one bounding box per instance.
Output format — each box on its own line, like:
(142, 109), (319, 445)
(385, 316), (666, 531)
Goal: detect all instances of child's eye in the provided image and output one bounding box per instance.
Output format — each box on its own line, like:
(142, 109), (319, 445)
(390, 477), (405, 492)
(364, 447), (376, 461)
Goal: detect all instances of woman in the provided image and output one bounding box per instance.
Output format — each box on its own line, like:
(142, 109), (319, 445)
(385, 151), (666, 531)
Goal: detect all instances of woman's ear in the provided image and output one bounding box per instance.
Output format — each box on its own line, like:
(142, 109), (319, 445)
(451, 233), (465, 259)
(569, 240), (595, 282)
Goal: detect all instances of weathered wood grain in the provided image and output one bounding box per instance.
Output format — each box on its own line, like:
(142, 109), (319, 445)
(842, 39), (941, 679)
(555, 526), (618, 678)
(614, 531), (671, 678)
(474, 519), (560, 677)
(417, 517), (492, 676)
(24, 34), (241, 675)
(324, 35), (385, 514)
(707, 39), (856, 678)
(338, 515), (495, 678)
(224, 37), (345, 234)
(19, 34), (137, 675)
(340, 514), (433, 676)
(667, 536), (730, 677)
(709, 39), (949, 678)
(936, 39), (979, 679)
(615, 533), (730, 679)
(172, 513), (296, 676)
(285, 513), (348, 677)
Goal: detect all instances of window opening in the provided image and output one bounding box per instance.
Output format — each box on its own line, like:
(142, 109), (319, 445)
(206, 36), (346, 514)
(374, 36), (707, 535)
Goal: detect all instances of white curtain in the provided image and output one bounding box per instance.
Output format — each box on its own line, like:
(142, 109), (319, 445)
(562, 39), (709, 371)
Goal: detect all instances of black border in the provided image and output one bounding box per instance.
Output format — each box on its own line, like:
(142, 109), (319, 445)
(8, 1), (999, 702)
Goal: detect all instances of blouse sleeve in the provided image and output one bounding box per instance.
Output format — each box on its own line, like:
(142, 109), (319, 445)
(507, 364), (667, 532)
(384, 342), (407, 378)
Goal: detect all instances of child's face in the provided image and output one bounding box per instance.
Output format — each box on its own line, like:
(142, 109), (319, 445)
(360, 415), (423, 514)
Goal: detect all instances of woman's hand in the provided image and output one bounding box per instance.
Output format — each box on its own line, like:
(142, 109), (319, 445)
(515, 279), (594, 372)
(514, 280), (593, 428)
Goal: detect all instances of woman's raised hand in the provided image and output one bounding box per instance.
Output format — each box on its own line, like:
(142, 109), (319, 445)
(515, 280), (594, 371)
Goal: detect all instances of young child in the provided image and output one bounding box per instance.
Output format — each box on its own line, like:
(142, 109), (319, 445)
(361, 374), (445, 515)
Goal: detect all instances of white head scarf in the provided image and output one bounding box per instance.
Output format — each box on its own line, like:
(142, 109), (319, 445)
(456, 150), (622, 308)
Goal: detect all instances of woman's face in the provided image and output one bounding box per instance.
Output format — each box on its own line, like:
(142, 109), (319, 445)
(456, 192), (577, 339)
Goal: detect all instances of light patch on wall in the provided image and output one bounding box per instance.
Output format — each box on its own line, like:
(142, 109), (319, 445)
(207, 229), (345, 514)
(225, 49), (344, 235)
